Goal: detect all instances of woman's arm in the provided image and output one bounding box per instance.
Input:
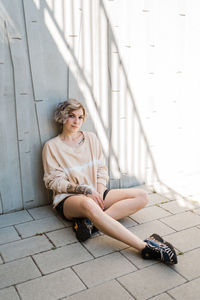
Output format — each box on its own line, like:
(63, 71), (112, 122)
(97, 182), (107, 197)
(42, 143), (93, 195)
(66, 183), (92, 195)
(95, 135), (109, 190)
(42, 142), (104, 210)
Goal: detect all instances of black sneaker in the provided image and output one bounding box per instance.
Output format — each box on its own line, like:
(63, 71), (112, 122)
(72, 218), (92, 242)
(147, 233), (177, 257)
(141, 234), (178, 264)
(91, 225), (99, 235)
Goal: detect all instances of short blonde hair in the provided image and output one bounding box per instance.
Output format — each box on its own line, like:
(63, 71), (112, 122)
(54, 99), (87, 124)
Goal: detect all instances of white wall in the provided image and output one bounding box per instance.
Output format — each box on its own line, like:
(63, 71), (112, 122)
(104, 0), (200, 205)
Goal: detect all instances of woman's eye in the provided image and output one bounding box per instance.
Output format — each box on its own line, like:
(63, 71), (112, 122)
(69, 115), (74, 118)
(79, 116), (83, 119)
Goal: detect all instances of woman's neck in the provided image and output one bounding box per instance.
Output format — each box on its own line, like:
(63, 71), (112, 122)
(60, 130), (80, 141)
(59, 130), (85, 147)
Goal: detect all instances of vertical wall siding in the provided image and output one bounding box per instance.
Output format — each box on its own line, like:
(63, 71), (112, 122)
(0, 0), (49, 212)
(2, 0), (187, 213)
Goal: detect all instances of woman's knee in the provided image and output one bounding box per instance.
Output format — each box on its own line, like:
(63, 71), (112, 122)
(137, 190), (149, 207)
(80, 196), (101, 219)
(128, 188), (148, 207)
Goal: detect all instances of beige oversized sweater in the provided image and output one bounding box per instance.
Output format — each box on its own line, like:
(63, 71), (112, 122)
(42, 131), (109, 208)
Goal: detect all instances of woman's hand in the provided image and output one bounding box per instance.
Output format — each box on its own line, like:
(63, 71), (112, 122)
(87, 190), (104, 210)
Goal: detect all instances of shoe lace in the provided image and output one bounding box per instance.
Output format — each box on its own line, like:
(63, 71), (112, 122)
(160, 244), (175, 262)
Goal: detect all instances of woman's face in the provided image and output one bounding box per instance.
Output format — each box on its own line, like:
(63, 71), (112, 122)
(63, 108), (84, 133)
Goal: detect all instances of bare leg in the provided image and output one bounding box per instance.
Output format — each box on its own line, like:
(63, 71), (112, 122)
(63, 195), (146, 251)
(104, 188), (148, 220)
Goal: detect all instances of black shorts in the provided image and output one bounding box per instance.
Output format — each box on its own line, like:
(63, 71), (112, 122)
(55, 189), (110, 220)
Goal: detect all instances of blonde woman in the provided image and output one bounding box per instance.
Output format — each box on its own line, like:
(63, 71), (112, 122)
(42, 99), (177, 264)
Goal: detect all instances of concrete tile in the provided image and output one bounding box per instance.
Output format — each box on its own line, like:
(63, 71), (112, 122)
(27, 205), (56, 219)
(121, 247), (157, 269)
(0, 211), (33, 228)
(194, 207), (200, 215)
(0, 257), (41, 289)
(163, 228), (200, 252)
(119, 216), (137, 227)
(67, 280), (133, 300)
(0, 226), (20, 245)
(17, 268), (85, 300)
(56, 215), (72, 227)
(161, 211), (200, 231)
(159, 200), (188, 214)
(0, 287), (20, 300)
(151, 293), (173, 300)
(130, 206), (171, 224)
(168, 277), (200, 300)
(118, 263), (186, 300)
(46, 227), (77, 247)
(83, 235), (128, 257)
(172, 248), (200, 280)
(0, 256), (3, 264)
(147, 194), (170, 207)
(29, 204), (72, 227)
(135, 185), (153, 194)
(130, 220), (175, 240)
(15, 216), (65, 238)
(33, 243), (92, 274)
(73, 252), (137, 288)
(0, 235), (52, 262)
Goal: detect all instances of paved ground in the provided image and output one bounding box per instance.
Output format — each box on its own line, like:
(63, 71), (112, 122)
(1, 186), (200, 300)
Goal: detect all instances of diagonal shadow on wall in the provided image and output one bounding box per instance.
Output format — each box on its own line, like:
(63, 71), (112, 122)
(0, 0), (189, 213)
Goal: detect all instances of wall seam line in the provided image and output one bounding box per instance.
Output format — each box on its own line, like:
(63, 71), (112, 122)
(5, 20), (24, 211)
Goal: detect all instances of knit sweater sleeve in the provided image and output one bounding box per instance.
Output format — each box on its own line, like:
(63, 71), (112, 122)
(42, 142), (69, 194)
(94, 134), (109, 186)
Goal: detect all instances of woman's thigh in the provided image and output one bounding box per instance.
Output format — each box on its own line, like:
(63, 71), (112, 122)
(104, 188), (147, 210)
(62, 194), (92, 220)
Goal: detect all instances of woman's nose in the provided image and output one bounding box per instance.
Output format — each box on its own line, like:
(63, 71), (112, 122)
(74, 117), (79, 123)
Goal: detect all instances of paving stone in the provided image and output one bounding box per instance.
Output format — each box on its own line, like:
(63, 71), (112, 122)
(168, 277), (200, 300)
(130, 206), (171, 224)
(0, 235), (52, 262)
(121, 247), (157, 269)
(129, 220), (175, 240)
(17, 268), (85, 300)
(119, 216), (137, 227)
(147, 194), (170, 207)
(135, 185), (153, 194)
(27, 205), (56, 219)
(56, 215), (72, 227)
(73, 252), (136, 288)
(83, 235), (128, 257)
(33, 243), (92, 274)
(159, 200), (188, 214)
(0, 257), (41, 289)
(172, 248), (200, 280)
(161, 192), (177, 201)
(0, 226), (20, 245)
(15, 216), (65, 238)
(161, 211), (200, 231)
(46, 227), (77, 247)
(163, 227), (200, 252)
(118, 263), (186, 300)
(194, 207), (200, 215)
(0, 211), (33, 228)
(0, 286), (20, 300)
(29, 205), (71, 227)
(150, 293), (173, 300)
(66, 280), (133, 300)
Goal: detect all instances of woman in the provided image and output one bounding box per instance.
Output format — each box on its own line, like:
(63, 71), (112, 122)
(42, 99), (177, 264)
